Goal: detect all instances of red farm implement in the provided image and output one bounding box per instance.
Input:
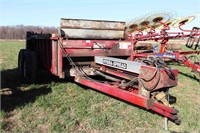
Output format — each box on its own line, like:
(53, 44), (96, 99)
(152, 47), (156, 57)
(17, 13), (200, 129)
(126, 14), (200, 75)
(128, 26), (200, 74)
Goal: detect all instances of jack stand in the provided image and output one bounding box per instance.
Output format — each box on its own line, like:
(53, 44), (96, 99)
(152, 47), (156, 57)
(164, 91), (169, 131)
(164, 117), (168, 131)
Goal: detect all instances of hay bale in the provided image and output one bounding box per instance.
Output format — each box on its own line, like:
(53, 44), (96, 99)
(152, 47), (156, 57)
(135, 43), (153, 50)
(165, 43), (181, 51)
(135, 43), (153, 53)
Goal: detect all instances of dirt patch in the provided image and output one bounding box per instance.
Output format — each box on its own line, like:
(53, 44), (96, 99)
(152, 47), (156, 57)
(1, 111), (19, 131)
(38, 123), (51, 132)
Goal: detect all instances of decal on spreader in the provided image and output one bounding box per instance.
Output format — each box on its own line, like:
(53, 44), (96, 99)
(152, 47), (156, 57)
(103, 59), (127, 69)
(95, 56), (142, 74)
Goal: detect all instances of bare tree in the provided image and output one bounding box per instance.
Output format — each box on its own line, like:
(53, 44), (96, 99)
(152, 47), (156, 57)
(0, 25), (57, 39)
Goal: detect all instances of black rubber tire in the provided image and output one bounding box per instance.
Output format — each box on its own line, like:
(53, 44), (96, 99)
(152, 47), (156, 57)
(29, 51), (38, 82)
(18, 49), (26, 78)
(18, 49), (38, 83)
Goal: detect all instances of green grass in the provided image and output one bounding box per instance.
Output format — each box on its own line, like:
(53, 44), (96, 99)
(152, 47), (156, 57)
(0, 41), (200, 132)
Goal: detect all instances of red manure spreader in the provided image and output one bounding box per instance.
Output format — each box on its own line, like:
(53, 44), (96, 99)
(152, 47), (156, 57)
(18, 13), (200, 128)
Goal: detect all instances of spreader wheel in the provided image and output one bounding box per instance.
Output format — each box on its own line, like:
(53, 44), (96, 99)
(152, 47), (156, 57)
(18, 50), (38, 83)
(18, 49), (26, 78)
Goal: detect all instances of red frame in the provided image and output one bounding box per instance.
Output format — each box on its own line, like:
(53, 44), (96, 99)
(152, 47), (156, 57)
(25, 29), (184, 125)
(75, 76), (179, 123)
(23, 20), (200, 128)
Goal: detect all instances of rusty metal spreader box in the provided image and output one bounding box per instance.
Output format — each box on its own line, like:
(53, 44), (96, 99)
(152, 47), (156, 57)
(60, 18), (125, 39)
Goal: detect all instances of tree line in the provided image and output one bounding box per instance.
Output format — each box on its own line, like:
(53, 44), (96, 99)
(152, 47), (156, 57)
(0, 25), (57, 39)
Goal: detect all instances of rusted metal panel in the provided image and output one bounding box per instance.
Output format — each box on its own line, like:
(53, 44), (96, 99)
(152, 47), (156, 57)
(138, 66), (178, 92)
(60, 18), (125, 39)
(58, 42), (63, 78)
(60, 18), (125, 30)
(61, 40), (132, 57)
(61, 29), (124, 39)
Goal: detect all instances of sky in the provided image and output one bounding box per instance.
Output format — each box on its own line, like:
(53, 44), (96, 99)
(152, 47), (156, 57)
(1, 0), (200, 30)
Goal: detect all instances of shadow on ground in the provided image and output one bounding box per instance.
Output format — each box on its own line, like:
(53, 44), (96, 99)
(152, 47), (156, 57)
(167, 62), (200, 82)
(1, 68), (67, 112)
(178, 71), (200, 82)
(1, 86), (52, 112)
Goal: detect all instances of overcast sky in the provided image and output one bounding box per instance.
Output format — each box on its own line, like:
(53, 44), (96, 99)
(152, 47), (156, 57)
(1, 0), (200, 30)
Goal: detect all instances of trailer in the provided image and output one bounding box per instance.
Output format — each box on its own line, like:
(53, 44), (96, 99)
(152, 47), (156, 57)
(18, 18), (180, 127)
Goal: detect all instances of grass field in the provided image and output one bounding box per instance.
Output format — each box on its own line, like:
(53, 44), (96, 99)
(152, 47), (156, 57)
(0, 41), (200, 132)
